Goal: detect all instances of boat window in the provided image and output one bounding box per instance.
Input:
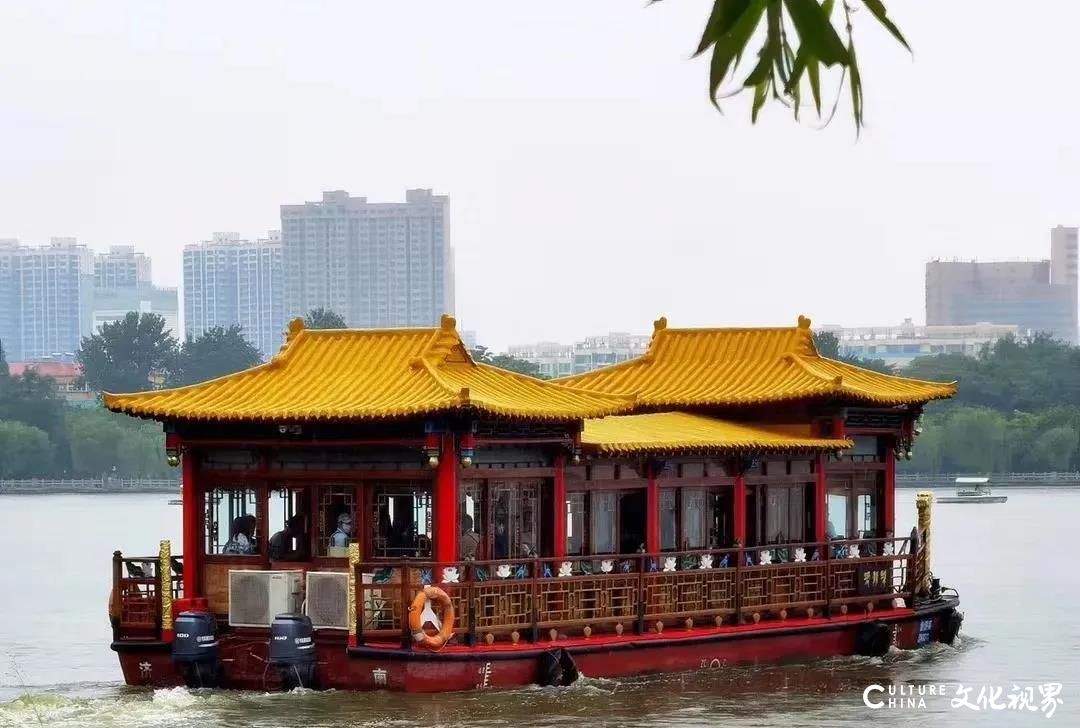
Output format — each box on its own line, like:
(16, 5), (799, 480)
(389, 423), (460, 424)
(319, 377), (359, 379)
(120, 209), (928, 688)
(590, 491), (617, 555)
(489, 480), (541, 559)
(765, 485), (806, 544)
(682, 488), (709, 549)
(371, 483), (432, 559)
(566, 492), (586, 555)
(856, 492), (877, 538)
(317, 484), (357, 558)
(459, 482), (482, 560)
(660, 488), (677, 551)
(205, 487), (260, 556)
(827, 492), (850, 539)
(268, 486), (310, 561)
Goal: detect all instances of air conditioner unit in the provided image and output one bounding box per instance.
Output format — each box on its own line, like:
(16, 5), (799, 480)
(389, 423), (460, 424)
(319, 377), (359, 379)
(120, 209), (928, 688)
(228, 570), (302, 627)
(305, 571), (349, 630)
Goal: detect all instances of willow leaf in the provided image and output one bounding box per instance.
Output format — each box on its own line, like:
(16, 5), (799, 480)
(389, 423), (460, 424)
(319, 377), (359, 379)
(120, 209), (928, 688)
(783, 0), (848, 66)
(709, 0), (768, 107)
(695, 0), (753, 57)
(751, 78), (770, 123)
(862, 0), (910, 52)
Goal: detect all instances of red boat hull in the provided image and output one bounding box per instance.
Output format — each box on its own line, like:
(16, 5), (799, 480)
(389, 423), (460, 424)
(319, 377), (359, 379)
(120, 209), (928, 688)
(114, 598), (959, 693)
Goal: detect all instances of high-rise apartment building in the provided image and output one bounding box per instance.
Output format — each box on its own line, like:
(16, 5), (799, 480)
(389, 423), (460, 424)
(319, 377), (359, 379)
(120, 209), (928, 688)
(94, 245), (151, 289)
(926, 226), (1079, 343)
(91, 244), (178, 338)
(183, 231), (284, 359)
(0, 238), (94, 360)
(508, 332), (652, 378)
(280, 189), (453, 328)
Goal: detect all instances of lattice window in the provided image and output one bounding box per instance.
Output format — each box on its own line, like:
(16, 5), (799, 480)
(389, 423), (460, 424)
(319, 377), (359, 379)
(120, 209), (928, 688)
(204, 487), (259, 555)
(370, 483), (432, 559)
(660, 489), (677, 551)
(459, 481), (483, 560)
(488, 480), (540, 559)
(318, 484), (356, 557)
(566, 492), (586, 556)
(590, 492), (617, 555)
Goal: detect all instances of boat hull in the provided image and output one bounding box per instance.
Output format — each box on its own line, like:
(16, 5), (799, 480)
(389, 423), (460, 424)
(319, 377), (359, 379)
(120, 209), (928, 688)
(937, 496), (1007, 503)
(113, 598), (960, 692)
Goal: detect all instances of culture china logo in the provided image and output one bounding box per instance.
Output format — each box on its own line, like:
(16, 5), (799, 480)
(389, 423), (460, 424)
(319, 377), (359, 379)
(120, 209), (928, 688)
(863, 682), (1064, 718)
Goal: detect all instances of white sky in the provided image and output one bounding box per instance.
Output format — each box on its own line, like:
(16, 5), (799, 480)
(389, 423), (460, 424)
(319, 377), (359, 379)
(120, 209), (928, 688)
(2, 1), (1078, 350)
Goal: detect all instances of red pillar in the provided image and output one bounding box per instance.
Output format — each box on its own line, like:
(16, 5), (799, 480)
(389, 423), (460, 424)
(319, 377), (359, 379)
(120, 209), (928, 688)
(884, 444), (896, 535)
(645, 462), (660, 553)
(434, 432), (458, 563)
(553, 454), (567, 557)
(815, 453), (828, 542)
(181, 444), (200, 599)
(733, 470), (747, 546)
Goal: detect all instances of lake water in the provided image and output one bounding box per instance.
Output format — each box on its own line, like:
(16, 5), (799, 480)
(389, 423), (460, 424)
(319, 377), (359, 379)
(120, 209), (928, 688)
(0, 490), (1077, 727)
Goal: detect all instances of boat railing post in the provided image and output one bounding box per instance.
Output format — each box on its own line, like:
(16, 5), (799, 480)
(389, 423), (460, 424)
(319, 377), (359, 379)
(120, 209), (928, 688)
(400, 560), (412, 650)
(348, 544), (360, 648)
(823, 540), (832, 619)
(159, 540), (173, 643)
(635, 553), (646, 635)
(111, 550), (123, 640)
(530, 555), (540, 643)
(734, 542), (744, 624)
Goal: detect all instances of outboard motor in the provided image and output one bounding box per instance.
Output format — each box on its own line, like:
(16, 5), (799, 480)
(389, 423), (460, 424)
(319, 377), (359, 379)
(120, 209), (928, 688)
(172, 611), (222, 688)
(268, 613), (317, 690)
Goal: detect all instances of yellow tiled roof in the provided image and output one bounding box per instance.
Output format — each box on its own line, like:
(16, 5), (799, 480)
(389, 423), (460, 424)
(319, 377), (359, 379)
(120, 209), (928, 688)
(559, 316), (957, 408)
(582, 412), (852, 456)
(103, 316), (634, 422)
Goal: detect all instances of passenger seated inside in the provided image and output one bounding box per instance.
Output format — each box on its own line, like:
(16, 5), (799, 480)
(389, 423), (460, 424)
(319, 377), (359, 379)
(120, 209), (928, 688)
(269, 515), (309, 561)
(328, 512), (353, 556)
(460, 513), (480, 560)
(223, 515), (258, 555)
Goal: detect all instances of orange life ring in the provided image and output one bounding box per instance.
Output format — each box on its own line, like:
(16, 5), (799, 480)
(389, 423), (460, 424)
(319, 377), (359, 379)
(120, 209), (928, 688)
(408, 585), (455, 650)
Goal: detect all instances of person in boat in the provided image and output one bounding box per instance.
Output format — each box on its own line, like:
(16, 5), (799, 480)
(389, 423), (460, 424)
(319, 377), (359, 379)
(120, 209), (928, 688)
(460, 513), (481, 560)
(269, 515), (309, 561)
(223, 515), (257, 555)
(329, 512), (354, 550)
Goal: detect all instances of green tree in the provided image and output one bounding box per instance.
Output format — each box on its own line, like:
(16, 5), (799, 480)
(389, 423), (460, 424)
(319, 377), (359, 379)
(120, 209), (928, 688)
(668, 0), (910, 130)
(1033, 425), (1078, 472)
(470, 345), (546, 379)
(0, 369), (69, 473)
(169, 325), (262, 387)
(77, 312), (178, 394)
(304, 308), (347, 330)
(0, 420), (52, 478)
(66, 408), (174, 479)
(0, 338), (8, 380)
(939, 408), (1008, 473)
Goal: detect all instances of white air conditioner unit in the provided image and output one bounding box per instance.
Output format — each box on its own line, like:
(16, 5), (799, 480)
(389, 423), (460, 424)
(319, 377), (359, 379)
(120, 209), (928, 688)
(305, 571), (350, 630)
(228, 570), (303, 627)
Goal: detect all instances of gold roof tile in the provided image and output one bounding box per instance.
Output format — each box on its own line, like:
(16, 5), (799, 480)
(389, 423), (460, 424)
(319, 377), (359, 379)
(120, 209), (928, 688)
(559, 316), (957, 408)
(582, 412), (852, 456)
(103, 315), (634, 422)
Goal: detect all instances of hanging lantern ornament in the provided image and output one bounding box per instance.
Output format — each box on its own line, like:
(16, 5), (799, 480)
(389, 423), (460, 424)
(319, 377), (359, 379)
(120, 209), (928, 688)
(424, 430), (440, 469)
(460, 431), (476, 468)
(165, 447), (181, 467)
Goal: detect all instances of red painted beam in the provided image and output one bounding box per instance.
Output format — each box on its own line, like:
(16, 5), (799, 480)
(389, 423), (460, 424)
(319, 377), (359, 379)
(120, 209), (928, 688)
(181, 444), (200, 599)
(553, 454), (567, 557)
(646, 463), (660, 553)
(815, 453), (827, 542)
(434, 432), (458, 563)
(733, 471), (747, 545)
(884, 444), (896, 536)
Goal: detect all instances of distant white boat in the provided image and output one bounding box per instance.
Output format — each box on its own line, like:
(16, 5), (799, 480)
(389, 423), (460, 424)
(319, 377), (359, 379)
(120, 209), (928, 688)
(937, 477), (1008, 504)
(167, 499), (182, 505)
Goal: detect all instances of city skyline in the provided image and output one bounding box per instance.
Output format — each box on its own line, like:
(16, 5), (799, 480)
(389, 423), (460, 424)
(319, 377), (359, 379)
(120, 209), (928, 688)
(7, 3), (1080, 351)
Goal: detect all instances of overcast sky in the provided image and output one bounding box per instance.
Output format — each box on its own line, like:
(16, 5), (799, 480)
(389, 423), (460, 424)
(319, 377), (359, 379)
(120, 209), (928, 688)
(2, 1), (1077, 350)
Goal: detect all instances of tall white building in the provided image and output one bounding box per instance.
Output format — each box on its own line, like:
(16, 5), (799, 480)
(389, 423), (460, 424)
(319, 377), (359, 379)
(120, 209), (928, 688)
(91, 245), (178, 339)
(183, 232), (284, 359)
(280, 189), (453, 327)
(508, 333), (652, 378)
(821, 319), (1020, 368)
(0, 238), (95, 361)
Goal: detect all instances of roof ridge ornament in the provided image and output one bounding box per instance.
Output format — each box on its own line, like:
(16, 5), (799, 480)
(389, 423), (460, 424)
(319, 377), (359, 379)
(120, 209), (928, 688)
(653, 316), (668, 333)
(797, 315), (812, 330)
(440, 314), (456, 332)
(286, 318), (305, 343)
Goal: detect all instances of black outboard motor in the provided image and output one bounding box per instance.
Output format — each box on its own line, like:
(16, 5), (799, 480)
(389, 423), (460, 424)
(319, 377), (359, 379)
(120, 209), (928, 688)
(268, 613), (317, 690)
(172, 611), (222, 688)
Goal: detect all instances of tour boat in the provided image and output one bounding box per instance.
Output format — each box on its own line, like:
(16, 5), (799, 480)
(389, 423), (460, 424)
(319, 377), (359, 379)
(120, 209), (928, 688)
(104, 315), (964, 693)
(937, 477), (1007, 504)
